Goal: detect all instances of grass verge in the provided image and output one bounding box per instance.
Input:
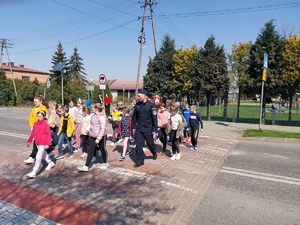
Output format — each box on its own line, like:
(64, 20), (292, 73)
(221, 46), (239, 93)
(243, 129), (300, 138)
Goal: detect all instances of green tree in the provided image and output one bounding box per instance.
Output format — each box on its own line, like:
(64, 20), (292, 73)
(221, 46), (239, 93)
(65, 78), (88, 102)
(50, 41), (69, 84)
(144, 34), (177, 101)
(194, 35), (228, 120)
(282, 34), (300, 124)
(68, 47), (88, 83)
(0, 69), (10, 106)
(172, 45), (198, 102)
(228, 42), (251, 119)
(247, 20), (284, 124)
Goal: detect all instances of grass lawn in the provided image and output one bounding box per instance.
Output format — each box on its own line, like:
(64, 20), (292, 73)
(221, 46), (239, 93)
(199, 103), (300, 126)
(243, 129), (300, 138)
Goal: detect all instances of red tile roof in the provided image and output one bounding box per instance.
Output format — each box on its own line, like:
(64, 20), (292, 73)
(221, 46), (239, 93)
(0, 63), (49, 75)
(108, 79), (143, 90)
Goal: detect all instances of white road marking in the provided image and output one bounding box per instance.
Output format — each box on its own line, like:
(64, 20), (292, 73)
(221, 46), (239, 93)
(161, 180), (198, 194)
(221, 166), (300, 186)
(0, 131), (28, 139)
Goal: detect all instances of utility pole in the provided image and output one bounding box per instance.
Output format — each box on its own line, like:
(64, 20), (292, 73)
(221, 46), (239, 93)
(2, 39), (18, 97)
(149, 0), (158, 55)
(0, 40), (3, 65)
(135, 1), (147, 95)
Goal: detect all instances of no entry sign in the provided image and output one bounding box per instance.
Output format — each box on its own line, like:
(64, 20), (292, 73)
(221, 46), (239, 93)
(98, 74), (106, 85)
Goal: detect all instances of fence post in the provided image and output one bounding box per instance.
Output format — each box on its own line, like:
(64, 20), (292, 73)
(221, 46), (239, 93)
(232, 108), (236, 123)
(272, 109), (276, 125)
(199, 107), (202, 116)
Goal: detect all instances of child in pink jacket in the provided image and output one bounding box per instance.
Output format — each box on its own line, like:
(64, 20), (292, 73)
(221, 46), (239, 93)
(27, 110), (55, 178)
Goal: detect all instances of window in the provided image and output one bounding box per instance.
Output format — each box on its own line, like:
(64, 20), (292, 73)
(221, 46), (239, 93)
(22, 76), (30, 80)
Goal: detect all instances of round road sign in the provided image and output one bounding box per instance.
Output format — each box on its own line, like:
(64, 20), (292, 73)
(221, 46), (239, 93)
(99, 74), (107, 85)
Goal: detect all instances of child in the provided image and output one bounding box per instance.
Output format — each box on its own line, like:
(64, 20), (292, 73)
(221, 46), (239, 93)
(74, 98), (84, 152)
(115, 107), (133, 161)
(56, 105), (75, 159)
(158, 103), (170, 153)
(27, 110), (55, 178)
(24, 95), (48, 164)
(109, 105), (122, 146)
(189, 105), (204, 150)
(78, 103), (108, 171)
(47, 100), (58, 156)
(182, 103), (192, 142)
(80, 107), (91, 158)
(166, 106), (185, 160)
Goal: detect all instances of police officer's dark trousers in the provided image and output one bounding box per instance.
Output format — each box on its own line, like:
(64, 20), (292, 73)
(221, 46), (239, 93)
(135, 130), (156, 163)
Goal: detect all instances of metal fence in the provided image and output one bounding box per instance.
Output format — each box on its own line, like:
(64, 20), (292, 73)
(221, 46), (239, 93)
(199, 106), (300, 127)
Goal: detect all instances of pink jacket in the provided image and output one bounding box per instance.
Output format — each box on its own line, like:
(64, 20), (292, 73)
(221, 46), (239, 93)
(27, 120), (51, 146)
(89, 113), (107, 140)
(75, 108), (83, 124)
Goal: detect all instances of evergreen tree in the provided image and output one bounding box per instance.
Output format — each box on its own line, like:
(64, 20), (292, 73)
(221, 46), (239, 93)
(50, 41), (69, 84)
(144, 34), (177, 101)
(194, 35), (228, 120)
(247, 20), (284, 123)
(68, 47), (88, 83)
(0, 69), (10, 106)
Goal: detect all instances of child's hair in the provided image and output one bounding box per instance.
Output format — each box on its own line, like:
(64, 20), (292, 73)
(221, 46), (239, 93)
(122, 107), (130, 115)
(93, 103), (104, 113)
(82, 106), (90, 115)
(112, 104), (118, 110)
(61, 105), (69, 113)
(171, 105), (179, 113)
(37, 110), (47, 118)
(34, 95), (48, 108)
(48, 100), (57, 108)
(191, 105), (197, 111)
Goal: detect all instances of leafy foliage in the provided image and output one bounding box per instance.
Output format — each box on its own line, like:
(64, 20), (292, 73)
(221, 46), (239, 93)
(194, 35), (228, 120)
(0, 69), (10, 106)
(144, 34), (177, 101)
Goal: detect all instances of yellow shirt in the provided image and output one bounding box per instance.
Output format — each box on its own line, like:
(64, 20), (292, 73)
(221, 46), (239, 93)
(29, 105), (48, 128)
(110, 111), (122, 122)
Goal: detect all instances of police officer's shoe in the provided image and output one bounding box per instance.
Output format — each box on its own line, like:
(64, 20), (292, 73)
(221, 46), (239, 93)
(152, 152), (157, 160)
(134, 162), (144, 167)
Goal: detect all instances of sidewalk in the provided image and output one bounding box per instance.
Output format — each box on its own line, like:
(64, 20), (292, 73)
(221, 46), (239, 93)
(0, 118), (299, 224)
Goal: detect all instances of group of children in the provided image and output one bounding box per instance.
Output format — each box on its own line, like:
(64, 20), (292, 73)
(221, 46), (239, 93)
(25, 95), (203, 178)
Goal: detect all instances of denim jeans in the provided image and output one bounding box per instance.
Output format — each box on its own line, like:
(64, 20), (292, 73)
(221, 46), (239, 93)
(58, 132), (73, 156)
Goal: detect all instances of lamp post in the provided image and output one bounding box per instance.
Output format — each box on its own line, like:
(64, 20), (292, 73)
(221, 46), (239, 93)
(53, 62), (67, 105)
(122, 84), (125, 103)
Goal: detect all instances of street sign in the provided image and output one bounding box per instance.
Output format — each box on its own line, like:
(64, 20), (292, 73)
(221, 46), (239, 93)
(262, 53), (268, 81)
(46, 80), (50, 88)
(100, 85), (106, 90)
(98, 74), (106, 85)
(86, 85), (94, 91)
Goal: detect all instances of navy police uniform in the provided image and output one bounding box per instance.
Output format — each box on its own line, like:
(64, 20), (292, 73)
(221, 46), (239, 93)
(132, 90), (157, 166)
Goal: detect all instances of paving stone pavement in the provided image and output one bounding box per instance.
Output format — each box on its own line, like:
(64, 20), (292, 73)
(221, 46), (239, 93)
(0, 119), (299, 224)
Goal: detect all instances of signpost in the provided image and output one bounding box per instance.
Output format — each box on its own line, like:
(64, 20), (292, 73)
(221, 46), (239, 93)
(259, 53), (268, 130)
(98, 74), (106, 102)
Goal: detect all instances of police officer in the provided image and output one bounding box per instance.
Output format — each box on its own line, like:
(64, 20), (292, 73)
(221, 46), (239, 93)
(132, 89), (158, 167)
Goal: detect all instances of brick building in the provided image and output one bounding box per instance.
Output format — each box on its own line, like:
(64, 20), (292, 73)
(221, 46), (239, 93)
(1, 62), (49, 83)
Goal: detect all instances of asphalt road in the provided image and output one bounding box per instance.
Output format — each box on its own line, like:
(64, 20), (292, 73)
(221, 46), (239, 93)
(187, 140), (300, 225)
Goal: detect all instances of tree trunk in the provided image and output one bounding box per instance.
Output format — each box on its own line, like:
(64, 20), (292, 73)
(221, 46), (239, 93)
(206, 93), (211, 121)
(223, 91), (228, 119)
(288, 93), (293, 126)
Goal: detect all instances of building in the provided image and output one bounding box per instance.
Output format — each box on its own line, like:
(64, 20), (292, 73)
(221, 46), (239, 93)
(1, 62), (49, 83)
(108, 79), (143, 100)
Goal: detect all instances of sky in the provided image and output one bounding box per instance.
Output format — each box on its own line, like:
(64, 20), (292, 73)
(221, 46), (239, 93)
(1, 0), (300, 82)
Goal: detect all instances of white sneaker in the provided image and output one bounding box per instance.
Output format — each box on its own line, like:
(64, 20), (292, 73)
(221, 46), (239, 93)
(99, 163), (109, 169)
(170, 154), (176, 161)
(26, 171), (36, 178)
(110, 142), (115, 146)
(78, 166), (89, 172)
(45, 161), (55, 170)
(176, 153), (181, 160)
(24, 157), (35, 164)
(80, 152), (87, 158)
(117, 139), (122, 143)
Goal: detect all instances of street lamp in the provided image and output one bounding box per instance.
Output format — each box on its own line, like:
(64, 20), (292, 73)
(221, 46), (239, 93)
(53, 62), (67, 105)
(122, 84), (125, 103)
